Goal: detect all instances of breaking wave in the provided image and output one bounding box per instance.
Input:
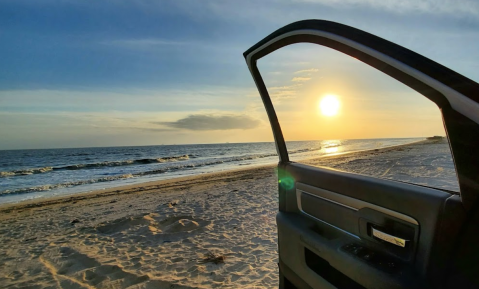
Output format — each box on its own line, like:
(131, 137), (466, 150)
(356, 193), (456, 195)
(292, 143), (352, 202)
(0, 154), (190, 178)
(289, 147), (322, 154)
(0, 167), (53, 177)
(0, 174), (135, 196)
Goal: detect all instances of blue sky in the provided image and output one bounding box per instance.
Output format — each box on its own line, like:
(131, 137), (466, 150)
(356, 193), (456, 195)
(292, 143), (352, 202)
(1, 0), (479, 149)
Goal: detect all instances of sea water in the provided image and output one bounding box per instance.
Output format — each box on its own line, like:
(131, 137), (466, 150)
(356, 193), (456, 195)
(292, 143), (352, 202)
(0, 138), (423, 204)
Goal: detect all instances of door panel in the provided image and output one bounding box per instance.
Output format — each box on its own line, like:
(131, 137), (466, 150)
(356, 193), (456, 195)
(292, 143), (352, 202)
(278, 163), (463, 288)
(244, 20), (479, 289)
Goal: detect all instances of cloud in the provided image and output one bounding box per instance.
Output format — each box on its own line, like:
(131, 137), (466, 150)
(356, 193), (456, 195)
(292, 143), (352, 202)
(269, 84), (302, 90)
(292, 0), (479, 17)
(267, 84), (303, 101)
(159, 114), (261, 130)
(294, 68), (318, 74)
(270, 90), (297, 100)
(170, 0), (479, 29)
(291, 77), (311, 82)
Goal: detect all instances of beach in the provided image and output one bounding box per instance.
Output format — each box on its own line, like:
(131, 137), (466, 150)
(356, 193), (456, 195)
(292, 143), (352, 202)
(0, 139), (457, 289)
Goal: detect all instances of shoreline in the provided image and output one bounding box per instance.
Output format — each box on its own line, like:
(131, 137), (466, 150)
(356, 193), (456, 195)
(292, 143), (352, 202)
(0, 138), (428, 212)
(0, 164), (277, 213)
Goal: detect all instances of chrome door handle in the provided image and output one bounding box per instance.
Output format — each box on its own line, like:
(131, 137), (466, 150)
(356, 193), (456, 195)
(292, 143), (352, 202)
(372, 227), (408, 248)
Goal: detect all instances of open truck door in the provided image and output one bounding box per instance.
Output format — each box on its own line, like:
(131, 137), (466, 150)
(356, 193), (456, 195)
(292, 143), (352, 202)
(244, 20), (479, 289)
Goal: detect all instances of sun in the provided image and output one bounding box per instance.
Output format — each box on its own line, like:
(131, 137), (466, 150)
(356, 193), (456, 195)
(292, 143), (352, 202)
(319, 95), (340, 116)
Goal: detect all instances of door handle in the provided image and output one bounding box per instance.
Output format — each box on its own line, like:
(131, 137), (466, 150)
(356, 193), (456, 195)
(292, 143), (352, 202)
(372, 227), (408, 248)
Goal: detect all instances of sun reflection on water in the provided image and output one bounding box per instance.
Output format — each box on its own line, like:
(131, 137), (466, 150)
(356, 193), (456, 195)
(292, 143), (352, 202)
(324, 146), (339, 154)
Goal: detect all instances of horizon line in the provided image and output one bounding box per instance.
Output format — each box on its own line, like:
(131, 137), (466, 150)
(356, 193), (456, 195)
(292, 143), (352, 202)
(0, 136), (438, 151)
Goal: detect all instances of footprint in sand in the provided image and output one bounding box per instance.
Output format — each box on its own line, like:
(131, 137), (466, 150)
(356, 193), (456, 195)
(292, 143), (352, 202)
(94, 214), (208, 237)
(159, 217), (206, 234)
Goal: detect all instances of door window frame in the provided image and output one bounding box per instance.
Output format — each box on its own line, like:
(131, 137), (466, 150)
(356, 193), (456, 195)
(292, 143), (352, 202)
(243, 20), (479, 210)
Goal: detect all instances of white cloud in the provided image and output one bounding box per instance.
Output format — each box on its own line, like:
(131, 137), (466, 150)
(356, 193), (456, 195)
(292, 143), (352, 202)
(269, 84), (302, 90)
(294, 0), (479, 16)
(270, 90), (297, 101)
(291, 77), (311, 82)
(294, 68), (318, 74)
(267, 84), (304, 101)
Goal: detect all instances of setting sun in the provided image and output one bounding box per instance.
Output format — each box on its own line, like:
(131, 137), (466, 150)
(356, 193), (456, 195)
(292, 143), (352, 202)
(319, 95), (340, 116)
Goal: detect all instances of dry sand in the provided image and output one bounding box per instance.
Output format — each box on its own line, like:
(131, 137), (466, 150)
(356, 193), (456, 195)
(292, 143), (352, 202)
(0, 165), (279, 289)
(0, 139), (455, 289)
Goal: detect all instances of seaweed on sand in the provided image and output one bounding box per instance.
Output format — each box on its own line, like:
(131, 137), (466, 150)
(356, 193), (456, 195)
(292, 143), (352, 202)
(198, 251), (226, 264)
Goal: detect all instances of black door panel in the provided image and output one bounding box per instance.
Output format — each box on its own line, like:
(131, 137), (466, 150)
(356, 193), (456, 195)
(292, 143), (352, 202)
(278, 163), (463, 288)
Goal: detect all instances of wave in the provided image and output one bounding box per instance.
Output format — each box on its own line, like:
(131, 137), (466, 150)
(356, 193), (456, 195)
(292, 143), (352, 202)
(58, 154), (190, 170)
(0, 154), (190, 178)
(324, 144), (341, 148)
(0, 174), (135, 196)
(289, 147), (322, 154)
(0, 167), (53, 177)
(66, 153), (91, 157)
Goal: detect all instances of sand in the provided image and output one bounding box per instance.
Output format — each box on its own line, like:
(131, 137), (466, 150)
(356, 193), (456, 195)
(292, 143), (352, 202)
(0, 139), (456, 289)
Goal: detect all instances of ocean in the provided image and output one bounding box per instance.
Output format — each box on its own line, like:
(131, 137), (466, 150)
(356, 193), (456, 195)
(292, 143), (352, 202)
(0, 138), (423, 204)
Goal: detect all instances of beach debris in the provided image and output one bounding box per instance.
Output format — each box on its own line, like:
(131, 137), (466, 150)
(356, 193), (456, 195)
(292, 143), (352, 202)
(110, 200), (117, 203)
(199, 251), (226, 264)
(70, 218), (81, 225)
(168, 200), (178, 208)
(23, 237), (37, 242)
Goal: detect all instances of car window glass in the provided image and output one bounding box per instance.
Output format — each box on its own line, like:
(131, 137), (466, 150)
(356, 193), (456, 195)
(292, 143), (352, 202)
(259, 44), (459, 192)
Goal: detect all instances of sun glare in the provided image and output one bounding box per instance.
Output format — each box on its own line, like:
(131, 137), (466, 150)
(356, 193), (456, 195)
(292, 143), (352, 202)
(319, 95), (340, 116)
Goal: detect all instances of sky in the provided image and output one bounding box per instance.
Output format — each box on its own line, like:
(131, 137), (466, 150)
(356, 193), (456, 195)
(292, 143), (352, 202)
(1, 0), (479, 150)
